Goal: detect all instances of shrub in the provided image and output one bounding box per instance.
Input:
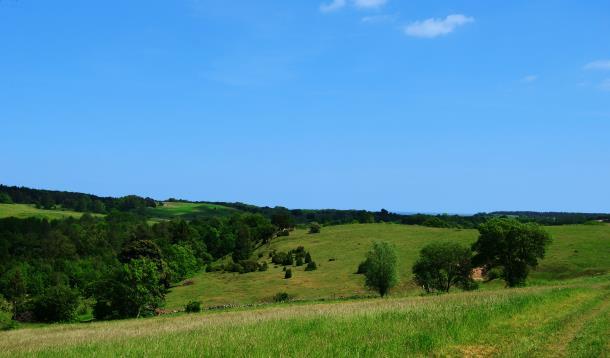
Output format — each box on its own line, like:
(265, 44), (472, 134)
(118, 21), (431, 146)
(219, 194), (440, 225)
(305, 261), (317, 271)
(277, 229), (290, 237)
(296, 256), (304, 266)
(486, 267), (503, 281)
(356, 258), (371, 274)
(0, 295), (16, 331)
(273, 292), (290, 302)
(304, 252), (312, 264)
(238, 260), (259, 273)
(258, 262), (268, 271)
(284, 268), (292, 279)
(271, 252), (288, 265)
(309, 222), (321, 234)
(284, 254), (294, 266)
(32, 285), (80, 323)
(185, 301), (201, 313)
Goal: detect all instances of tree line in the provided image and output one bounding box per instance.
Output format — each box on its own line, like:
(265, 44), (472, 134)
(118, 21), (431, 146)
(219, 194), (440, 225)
(0, 211), (277, 324)
(0, 184), (158, 213)
(2, 184), (608, 227)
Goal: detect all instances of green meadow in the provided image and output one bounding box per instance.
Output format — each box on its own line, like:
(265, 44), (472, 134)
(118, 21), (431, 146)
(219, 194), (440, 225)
(0, 203), (103, 220)
(166, 223), (610, 309)
(146, 201), (237, 221)
(1, 278), (608, 357)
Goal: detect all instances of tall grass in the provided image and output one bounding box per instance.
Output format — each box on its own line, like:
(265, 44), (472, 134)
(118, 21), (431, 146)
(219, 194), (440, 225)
(1, 281), (607, 357)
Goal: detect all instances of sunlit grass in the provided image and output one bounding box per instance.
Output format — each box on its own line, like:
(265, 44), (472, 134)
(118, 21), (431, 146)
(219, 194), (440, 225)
(166, 223), (610, 309)
(1, 280), (607, 357)
(0, 203), (103, 220)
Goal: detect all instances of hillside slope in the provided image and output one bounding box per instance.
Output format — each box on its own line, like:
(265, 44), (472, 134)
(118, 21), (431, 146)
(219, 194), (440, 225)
(0, 203), (103, 220)
(166, 223), (610, 309)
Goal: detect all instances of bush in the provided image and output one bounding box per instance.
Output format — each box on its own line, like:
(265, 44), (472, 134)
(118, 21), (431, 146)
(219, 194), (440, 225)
(486, 267), (503, 281)
(296, 256), (304, 266)
(304, 252), (312, 264)
(356, 258), (370, 274)
(32, 285), (80, 323)
(273, 292), (290, 302)
(271, 252), (288, 265)
(277, 229), (290, 237)
(284, 254), (294, 266)
(284, 268), (292, 279)
(309, 222), (321, 234)
(305, 261), (317, 271)
(0, 294), (16, 331)
(258, 262), (268, 271)
(185, 301), (201, 313)
(238, 260), (259, 273)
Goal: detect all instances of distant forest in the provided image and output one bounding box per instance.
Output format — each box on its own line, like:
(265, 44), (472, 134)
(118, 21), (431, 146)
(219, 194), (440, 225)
(0, 184), (157, 214)
(2, 184), (609, 227)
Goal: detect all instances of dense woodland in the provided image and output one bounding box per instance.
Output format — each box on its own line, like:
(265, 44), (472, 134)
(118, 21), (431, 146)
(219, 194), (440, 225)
(0, 212), (275, 322)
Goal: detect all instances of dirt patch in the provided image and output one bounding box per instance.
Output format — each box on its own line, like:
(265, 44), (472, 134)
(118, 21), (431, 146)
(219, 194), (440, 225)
(471, 267), (485, 281)
(457, 344), (497, 357)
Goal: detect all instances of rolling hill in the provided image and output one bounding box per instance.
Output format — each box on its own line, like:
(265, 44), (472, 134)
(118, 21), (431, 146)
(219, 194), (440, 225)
(165, 223), (610, 309)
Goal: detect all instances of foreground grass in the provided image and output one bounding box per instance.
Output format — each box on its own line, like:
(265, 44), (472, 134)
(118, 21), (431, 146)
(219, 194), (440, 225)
(0, 203), (102, 220)
(2, 280), (608, 357)
(167, 223), (610, 309)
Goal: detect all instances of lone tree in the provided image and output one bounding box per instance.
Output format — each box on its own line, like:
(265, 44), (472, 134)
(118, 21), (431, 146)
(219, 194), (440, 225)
(472, 218), (551, 287)
(363, 242), (398, 297)
(412, 242), (476, 293)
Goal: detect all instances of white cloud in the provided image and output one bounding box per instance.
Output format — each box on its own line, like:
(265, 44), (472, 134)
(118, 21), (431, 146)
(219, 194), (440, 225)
(404, 14), (474, 38)
(320, 0), (346, 13)
(354, 0), (387, 9)
(521, 75), (539, 83)
(361, 14), (396, 24)
(584, 60), (610, 71)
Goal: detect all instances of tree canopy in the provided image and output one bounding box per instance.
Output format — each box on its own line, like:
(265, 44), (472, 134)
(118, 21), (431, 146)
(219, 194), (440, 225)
(364, 242), (398, 297)
(472, 218), (551, 287)
(412, 242), (476, 293)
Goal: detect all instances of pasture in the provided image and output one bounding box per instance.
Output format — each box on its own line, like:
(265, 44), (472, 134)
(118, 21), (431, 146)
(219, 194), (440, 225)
(1, 277), (607, 357)
(0, 203), (102, 220)
(166, 223), (610, 309)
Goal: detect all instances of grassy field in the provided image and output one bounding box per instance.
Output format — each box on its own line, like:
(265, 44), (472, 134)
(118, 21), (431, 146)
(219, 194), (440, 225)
(0, 203), (103, 220)
(166, 223), (610, 309)
(146, 201), (237, 221)
(1, 277), (608, 357)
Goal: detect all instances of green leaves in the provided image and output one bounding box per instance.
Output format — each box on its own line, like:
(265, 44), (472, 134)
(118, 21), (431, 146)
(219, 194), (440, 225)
(364, 242), (399, 297)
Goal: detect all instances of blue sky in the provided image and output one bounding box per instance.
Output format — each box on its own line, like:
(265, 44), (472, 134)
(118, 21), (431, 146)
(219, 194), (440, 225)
(1, 0), (609, 213)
